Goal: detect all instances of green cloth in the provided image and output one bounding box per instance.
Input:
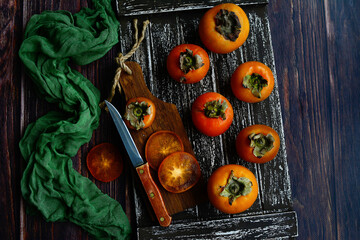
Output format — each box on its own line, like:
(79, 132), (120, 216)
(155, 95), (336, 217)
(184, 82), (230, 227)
(18, 0), (131, 239)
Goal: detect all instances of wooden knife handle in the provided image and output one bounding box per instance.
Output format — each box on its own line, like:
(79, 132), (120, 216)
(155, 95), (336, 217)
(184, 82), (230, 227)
(136, 163), (172, 227)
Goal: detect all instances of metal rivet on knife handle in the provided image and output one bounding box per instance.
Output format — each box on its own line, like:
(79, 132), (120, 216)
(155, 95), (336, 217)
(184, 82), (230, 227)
(139, 169), (144, 174)
(135, 163), (172, 227)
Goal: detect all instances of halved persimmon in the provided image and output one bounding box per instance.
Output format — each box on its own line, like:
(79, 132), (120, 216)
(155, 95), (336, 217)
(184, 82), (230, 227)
(158, 152), (201, 193)
(86, 143), (124, 182)
(145, 130), (184, 170)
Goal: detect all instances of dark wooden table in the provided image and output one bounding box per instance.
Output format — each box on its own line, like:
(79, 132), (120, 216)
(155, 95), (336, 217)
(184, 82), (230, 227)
(1, 0), (359, 239)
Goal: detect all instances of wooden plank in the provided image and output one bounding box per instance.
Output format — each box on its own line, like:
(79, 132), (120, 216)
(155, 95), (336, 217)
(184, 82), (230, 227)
(323, 0), (360, 239)
(0, 0), (22, 239)
(138, 211), (298, 239)
(267, 0), (352, 239)
(116, 0), (269, 16)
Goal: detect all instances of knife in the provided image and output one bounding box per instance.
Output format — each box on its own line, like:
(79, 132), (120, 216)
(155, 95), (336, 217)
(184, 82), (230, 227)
(105, 100), (172, 227)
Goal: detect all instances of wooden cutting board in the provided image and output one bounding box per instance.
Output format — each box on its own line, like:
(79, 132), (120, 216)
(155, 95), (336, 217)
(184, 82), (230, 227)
(119, 61), (207, 216)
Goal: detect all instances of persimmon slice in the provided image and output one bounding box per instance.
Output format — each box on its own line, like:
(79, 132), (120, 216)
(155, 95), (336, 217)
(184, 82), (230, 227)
(145, 131), (184, 170)
(158, 152), (201, 193)
(86, 143), (123, 182)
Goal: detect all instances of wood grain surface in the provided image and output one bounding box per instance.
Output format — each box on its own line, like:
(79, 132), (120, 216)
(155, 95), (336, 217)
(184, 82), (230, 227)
(118, 61), (208, 216)
(116, 0), (269, 16)
(269, 1), (360, 239)
(0, 0), (359, 240)
(115, 4), (297, 238)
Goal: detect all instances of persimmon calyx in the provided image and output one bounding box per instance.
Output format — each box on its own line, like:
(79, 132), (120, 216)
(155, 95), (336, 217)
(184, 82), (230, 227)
(243, 73), (268, 98)
(124, 101), (151, 130)
(249, 133), (275, 158)
(180, 49), (204, 75)
(215, 9), (241, 42)
(203, 99), (228, 119)
(220, 170), (253, 205)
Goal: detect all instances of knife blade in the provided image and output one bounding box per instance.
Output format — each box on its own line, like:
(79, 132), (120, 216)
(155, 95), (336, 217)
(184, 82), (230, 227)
(105, 100), (172, 227)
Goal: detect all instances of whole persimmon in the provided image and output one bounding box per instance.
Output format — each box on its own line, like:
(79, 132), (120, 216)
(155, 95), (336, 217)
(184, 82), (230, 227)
(167, 44), (210, 84)
(231, 61), (275, 103)
(199, 3), (250, 54)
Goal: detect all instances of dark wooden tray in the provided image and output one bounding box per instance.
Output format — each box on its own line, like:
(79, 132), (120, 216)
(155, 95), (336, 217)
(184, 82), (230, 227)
(115, 0), (298, 239)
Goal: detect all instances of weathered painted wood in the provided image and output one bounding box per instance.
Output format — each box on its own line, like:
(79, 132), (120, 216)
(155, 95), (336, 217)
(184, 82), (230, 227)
(245, 5), (294, 212)
(116, 0), (269, 16)
(117, 2), (298, 237)
(137, 211), (298, 239)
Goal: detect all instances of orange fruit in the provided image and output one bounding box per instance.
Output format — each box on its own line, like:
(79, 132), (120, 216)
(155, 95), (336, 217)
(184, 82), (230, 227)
(86, 143), (123, 182)
(145, 130), (184, 170)
(158, 152), (201, 193)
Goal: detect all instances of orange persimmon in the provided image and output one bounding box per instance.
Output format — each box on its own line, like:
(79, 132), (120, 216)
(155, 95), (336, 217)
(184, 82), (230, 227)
(199, 3), (250, 54)
(231, 61), (274, 103)
(145, 130), (184, 170)
(86, 143), (124, 182)
(191, 92), (234, 137)
(124, 97), (156, 130)
(236, 124), (280, 164)
(158, 152), (201, 193)
(167, 44), (210, 84)
(207, 164), (258, 214)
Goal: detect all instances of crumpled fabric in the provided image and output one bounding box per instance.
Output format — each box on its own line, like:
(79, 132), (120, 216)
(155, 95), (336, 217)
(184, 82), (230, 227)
(18, 0), (131, 239)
